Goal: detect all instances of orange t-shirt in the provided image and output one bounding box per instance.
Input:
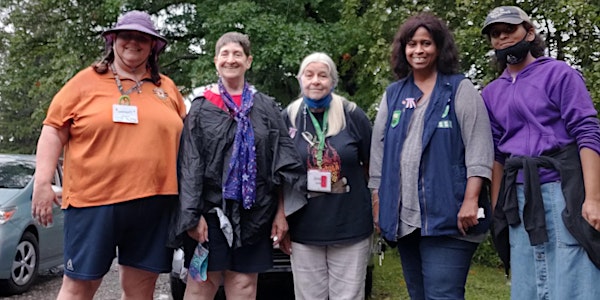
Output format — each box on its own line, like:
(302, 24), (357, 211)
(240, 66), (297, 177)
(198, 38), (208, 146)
(44, 67), (186, 208)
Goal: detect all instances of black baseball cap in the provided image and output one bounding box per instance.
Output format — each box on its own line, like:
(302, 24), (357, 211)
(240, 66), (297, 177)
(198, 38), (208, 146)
(482, 6), (532, 34)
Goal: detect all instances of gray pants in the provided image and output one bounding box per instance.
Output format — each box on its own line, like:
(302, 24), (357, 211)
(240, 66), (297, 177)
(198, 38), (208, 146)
(290, 237), (371, 300)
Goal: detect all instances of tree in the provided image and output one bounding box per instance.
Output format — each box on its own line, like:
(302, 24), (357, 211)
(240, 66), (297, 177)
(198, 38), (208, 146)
(1, 0), (599, 153)
(0, 0), (125, 152)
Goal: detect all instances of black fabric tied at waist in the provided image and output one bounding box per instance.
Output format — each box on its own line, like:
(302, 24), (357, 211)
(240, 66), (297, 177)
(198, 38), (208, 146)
(492, 144), (600, 274)
(498, 155), (554, 245)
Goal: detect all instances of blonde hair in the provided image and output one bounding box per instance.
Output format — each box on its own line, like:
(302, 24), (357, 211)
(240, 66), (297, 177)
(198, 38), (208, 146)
(286, 93), (357, 137)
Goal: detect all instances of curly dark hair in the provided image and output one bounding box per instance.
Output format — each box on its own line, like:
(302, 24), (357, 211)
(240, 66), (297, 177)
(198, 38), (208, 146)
(486, 22), (546, 71)
(390, 12), (459, 79)
(92, 41), (162, 86)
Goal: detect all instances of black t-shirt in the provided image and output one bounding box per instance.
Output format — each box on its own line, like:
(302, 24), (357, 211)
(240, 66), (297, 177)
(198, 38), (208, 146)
(284, 102), (373, 245)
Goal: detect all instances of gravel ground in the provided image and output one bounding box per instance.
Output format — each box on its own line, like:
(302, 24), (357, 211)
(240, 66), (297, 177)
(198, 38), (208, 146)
(0, 260), (173, 300)
(0, 262), (294, 300)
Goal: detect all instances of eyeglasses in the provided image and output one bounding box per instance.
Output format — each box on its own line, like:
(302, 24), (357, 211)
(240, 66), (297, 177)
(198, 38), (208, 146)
(489, 24), (519, 38)
(117, 32), (153, 43)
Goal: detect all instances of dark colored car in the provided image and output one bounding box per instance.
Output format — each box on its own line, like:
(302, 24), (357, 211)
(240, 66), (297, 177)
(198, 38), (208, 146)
(170, 243), (374, 300)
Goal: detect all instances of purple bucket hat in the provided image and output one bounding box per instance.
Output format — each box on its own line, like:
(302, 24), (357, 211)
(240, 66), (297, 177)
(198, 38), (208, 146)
(102, 10), (168, 54)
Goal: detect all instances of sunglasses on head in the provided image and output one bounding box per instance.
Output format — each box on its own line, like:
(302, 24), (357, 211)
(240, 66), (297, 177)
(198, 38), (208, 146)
(489, 24), (520, 38)
(117, 31), (153, 43)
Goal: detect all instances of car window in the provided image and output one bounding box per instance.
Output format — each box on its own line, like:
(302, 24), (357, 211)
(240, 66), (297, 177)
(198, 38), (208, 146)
(0, 160), (35, 188)
(55, 159), (63, 186)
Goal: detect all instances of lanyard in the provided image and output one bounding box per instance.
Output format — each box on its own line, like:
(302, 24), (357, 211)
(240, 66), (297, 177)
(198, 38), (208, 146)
(305, 106), (328, 168)
(110, 64), (144, 104)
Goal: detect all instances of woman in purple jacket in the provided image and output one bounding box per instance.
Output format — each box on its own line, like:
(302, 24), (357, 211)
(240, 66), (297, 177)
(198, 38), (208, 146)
(481, 6), (600, 300)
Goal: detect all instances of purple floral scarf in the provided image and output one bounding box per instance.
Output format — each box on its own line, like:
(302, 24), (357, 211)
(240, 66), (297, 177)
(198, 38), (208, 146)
(218, 78), (257, 209)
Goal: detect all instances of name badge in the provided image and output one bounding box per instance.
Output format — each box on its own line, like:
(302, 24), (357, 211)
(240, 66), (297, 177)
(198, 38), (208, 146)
(307, 169), (331, 192)
(113, 104), (139, 124)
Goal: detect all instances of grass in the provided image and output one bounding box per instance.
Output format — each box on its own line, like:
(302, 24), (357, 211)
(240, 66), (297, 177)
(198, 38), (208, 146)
(370, 248), (511, 300)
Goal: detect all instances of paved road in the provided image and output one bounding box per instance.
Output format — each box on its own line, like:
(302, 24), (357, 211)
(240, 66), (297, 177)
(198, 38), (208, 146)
(0, 260), (173, 300)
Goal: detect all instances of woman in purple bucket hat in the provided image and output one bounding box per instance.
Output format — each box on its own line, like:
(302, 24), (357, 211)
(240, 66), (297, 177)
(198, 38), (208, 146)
(32, 10), (186, 299)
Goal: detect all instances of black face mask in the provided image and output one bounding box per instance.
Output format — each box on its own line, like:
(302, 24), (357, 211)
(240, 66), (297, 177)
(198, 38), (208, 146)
(495, 34), (531, 65)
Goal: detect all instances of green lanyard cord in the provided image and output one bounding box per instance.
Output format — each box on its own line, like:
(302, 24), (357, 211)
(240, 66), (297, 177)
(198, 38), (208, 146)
(307, 108), (328, 169)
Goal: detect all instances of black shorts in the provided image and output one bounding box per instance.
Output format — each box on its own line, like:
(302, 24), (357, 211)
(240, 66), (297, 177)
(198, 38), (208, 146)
(184, 213), (272, 273)
(63, 195), (175, 280)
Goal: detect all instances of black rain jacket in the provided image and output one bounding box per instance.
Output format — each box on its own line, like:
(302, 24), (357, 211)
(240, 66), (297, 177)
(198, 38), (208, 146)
(168, 91), (305, 249)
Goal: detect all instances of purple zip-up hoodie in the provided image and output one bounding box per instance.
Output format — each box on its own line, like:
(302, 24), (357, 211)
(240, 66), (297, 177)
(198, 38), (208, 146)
(482, 57), (600, 183)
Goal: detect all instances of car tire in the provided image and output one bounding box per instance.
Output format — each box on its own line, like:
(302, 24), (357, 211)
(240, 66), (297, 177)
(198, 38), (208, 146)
(0, 232), (39, 295)
(169, 273), (186, 300)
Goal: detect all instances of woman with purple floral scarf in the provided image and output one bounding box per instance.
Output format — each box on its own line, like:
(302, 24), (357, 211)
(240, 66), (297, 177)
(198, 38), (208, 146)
(168, 32), (304, 299)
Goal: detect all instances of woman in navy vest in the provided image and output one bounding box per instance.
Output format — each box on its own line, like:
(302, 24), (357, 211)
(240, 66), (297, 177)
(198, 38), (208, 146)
(369, 12), (494, 299)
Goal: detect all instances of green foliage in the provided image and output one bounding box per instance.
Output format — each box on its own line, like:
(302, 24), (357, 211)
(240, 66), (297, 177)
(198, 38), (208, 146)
(183, 0), (346, 104)
(0, 0), (122, 153)
(472, 234), (504, 268)
(1, 0), (599, 152)
(371, 249), (409, 299)
(585, 63), (600, 112)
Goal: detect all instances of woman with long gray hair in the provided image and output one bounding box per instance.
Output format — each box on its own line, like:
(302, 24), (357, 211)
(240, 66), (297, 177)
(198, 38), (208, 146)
(280, 52), (374, 300)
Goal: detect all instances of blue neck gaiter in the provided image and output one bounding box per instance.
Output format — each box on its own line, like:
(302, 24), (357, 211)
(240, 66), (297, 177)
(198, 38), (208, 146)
(303, 93), (333, 109)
